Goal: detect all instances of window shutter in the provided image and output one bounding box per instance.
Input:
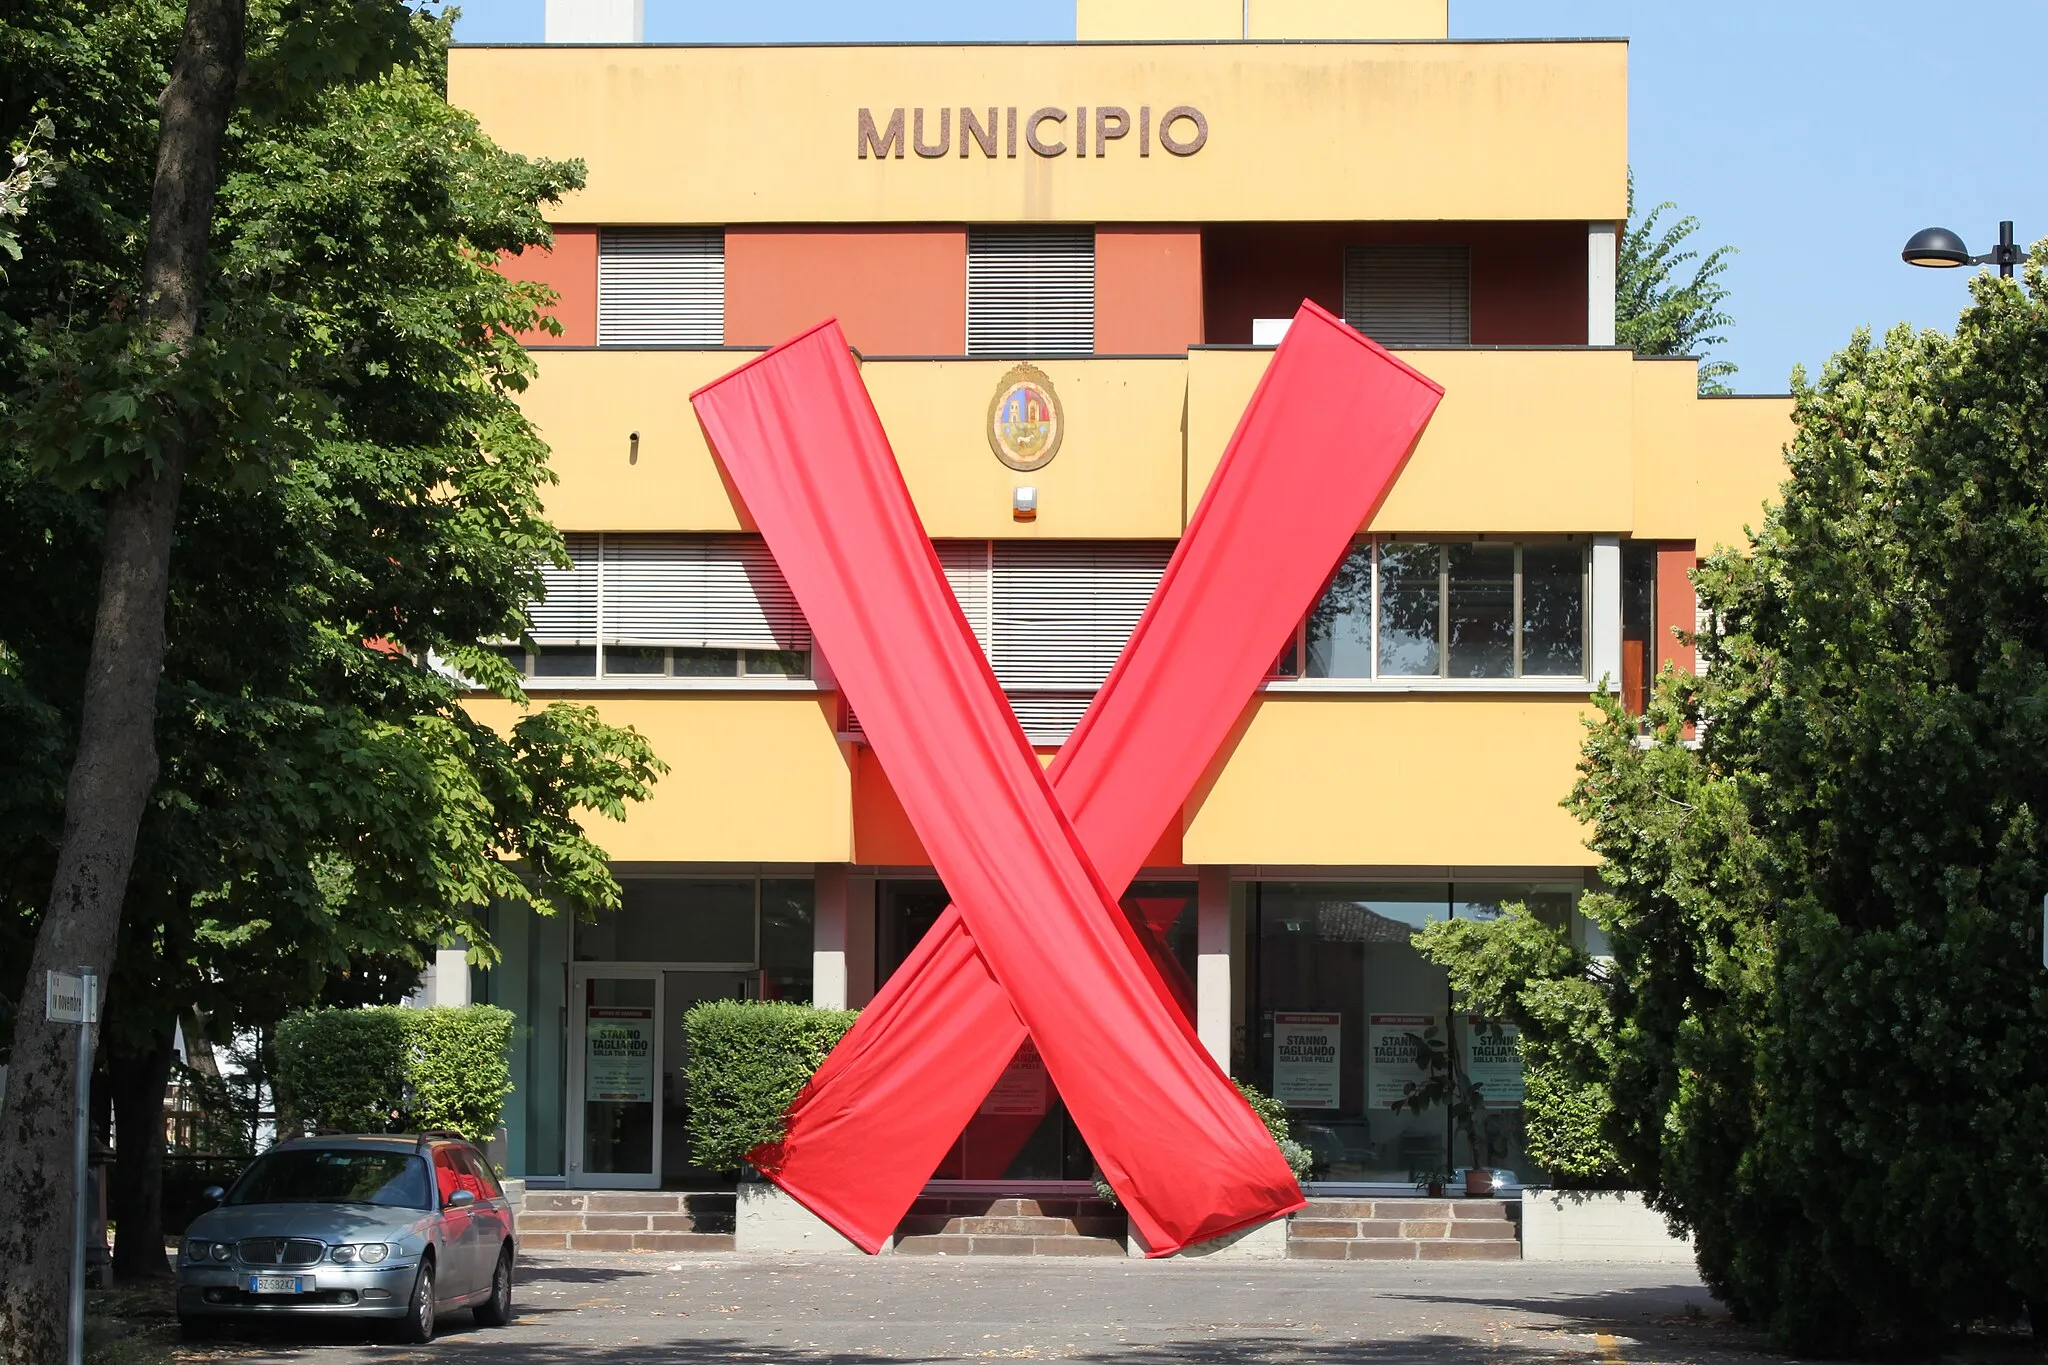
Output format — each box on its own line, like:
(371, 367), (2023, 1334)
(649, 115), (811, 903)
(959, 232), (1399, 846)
(936, 540), (993, 654)
(527, 534), (599, 644)
(989, 541), (1172, 691)
(1342, 245), (1470, 346)
(967, 227), (1096, 357)
(599, 535), (811, 650)
(598, 229), (726, 346)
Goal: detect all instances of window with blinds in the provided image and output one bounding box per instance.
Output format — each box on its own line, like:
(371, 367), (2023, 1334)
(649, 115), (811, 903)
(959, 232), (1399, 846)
(1341, 245), (1471, 347)
(597, 229), (726, 346)
(516, 534), (811, 681)
(966, 226), (1096, 357)
(849, 540), (1172, 745)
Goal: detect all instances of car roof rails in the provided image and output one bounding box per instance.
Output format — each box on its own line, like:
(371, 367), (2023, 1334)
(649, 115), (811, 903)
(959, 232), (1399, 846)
(417, 1129), (472, 1144)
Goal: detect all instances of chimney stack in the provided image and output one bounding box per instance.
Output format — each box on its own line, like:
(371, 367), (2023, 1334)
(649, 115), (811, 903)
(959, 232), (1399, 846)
(544, 0), (645, 43)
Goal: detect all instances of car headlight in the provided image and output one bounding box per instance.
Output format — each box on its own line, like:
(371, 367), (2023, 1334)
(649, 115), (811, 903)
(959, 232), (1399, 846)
(209, 1243), (233, 1262)
(182, 1239), (208, 1262)
(329, 1243), (390, 1264)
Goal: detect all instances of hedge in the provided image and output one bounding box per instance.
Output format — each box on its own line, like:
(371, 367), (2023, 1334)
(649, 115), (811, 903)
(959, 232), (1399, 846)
(274, 1005), (515, 1142)
(682, 1000), (857, 1173)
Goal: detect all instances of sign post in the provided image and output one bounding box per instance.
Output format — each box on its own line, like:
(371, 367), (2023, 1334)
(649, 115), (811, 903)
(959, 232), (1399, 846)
(47, 968), (98, 1365)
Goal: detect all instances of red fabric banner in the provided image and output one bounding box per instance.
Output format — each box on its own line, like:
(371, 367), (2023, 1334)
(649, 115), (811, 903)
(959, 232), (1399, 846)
(692, 302), (1441, 1253)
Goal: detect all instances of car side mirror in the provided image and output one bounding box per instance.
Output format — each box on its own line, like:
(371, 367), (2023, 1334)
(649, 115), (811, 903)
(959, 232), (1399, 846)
(446, 1189), (476, 1208)
(202, 1186), (225, 1206)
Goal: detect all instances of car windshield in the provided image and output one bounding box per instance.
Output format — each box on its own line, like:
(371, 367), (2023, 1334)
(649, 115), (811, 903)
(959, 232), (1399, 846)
(226, 1148), (431, 1209)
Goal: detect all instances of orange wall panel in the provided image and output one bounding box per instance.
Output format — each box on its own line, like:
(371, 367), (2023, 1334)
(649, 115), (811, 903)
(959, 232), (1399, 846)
(1656, 542), (1697, 674)
(726, 227), (966, 355)
(493, 225), (596, 347)
(1095, 227), (1204, 355)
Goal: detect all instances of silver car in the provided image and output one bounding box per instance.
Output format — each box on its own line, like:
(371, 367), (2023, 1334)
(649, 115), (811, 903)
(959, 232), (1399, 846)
(177, 1132), (516, 1343)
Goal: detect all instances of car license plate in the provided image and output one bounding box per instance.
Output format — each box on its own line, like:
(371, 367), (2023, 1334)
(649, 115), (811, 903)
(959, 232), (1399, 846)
(247, 1275), (311, 1295)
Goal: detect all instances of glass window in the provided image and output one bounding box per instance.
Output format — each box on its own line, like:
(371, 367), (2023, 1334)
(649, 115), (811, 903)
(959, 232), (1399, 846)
(671, 648), (741, 677)
(1290, 540), (1588, 682)
(1445, 543), (1515, 679)
(1451, 882), (1578, 929)
(1375, 543), (1442, 677)
(579, 879), (756, 963)
(1620, 541), (1658, 712)
(759, 879), (816, 1002)
(531, 646), (596, 677)
(1306, 544), (1373, 678)
(227, 1149), (432, 1209)
(489, 645), (529, 676)
(1522, 546), (1588, 678)
(1251, 883), (1451, 1183)
(744, 649), (808, 678)
(604, 646), (667, 676)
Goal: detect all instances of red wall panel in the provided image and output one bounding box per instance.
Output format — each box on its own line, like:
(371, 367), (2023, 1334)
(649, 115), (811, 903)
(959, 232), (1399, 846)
(1095, 226), (1204, 355)
(493, 225), (597, 347)
(726, 227), (966, 355)
(1655, 542), (1698, 674)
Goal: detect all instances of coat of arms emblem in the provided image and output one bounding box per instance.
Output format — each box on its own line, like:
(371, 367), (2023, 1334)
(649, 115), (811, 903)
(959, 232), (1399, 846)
(986, 363), (1064, 472)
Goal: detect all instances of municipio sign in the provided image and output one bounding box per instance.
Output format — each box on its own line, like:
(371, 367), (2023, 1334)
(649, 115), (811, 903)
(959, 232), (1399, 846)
(46, 970), (98, 1025)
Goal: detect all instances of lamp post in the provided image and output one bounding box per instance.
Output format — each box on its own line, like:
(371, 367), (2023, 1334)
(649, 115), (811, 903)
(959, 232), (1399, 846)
(1902, 220), (2024, 278)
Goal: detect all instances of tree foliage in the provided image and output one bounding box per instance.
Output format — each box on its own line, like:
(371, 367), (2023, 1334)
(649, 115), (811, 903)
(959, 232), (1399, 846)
(0, 0), (664, 1304)
(1617, 172), (1739, 394)
(1569, 248), (2048, 1352)
(1412, 906), (1624, 1187)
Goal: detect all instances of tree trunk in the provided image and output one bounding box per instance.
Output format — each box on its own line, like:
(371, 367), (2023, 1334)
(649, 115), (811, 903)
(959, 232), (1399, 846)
(0, 1), (244, 1358)
(108, 1034), (177, 1283)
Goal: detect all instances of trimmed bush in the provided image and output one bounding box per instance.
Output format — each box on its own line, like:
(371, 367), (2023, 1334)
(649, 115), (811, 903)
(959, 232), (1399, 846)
(274, 1005), (514, 1142)
(274, 1009), (410, 1135)
(682, 1000), (857, 1173)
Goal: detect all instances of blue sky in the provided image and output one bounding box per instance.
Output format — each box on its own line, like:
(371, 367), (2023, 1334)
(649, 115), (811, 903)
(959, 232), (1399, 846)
(445, 1), (2045, 394)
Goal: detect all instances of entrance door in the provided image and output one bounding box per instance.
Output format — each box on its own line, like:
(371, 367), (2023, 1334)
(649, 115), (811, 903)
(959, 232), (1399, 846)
(568, 969), (662, 1188)
(660, 971), (757, 1185)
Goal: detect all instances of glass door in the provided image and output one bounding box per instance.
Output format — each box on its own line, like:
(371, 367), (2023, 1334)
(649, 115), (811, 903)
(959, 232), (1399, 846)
(660, 970), (756, 1185)
(568, 969), (661, 1189)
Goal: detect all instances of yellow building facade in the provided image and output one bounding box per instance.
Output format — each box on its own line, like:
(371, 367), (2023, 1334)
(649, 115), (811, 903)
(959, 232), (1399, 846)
(451, 1), (1792, 1195)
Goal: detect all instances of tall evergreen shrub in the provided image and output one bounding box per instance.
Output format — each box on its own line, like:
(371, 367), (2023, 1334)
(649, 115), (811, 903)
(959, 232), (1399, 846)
(274, 1004), (514, 1142)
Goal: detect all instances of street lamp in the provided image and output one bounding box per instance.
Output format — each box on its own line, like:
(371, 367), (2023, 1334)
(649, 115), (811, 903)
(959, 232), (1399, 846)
(1902, 220), (2024, 278)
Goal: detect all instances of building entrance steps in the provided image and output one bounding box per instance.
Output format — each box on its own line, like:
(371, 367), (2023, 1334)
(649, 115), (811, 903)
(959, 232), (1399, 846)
(1285, 1197), (1522, 1261)
(893, 1195), (1128, 1257)
(515, 1189), (737, 1252)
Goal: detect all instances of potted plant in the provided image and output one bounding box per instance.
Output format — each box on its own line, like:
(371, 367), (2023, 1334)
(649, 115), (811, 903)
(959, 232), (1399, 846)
(1412, 1166), (1453, 1198)
(1390, 1021), (1496, 1196)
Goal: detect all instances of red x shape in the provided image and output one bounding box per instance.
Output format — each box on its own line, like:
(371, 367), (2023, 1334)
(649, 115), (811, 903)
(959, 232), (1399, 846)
(692, 303), (1441, 1255)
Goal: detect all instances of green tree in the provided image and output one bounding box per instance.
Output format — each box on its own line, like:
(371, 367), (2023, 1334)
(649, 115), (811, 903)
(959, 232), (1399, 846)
(1570, 246), (2048, 1351)
(0, 0), (664, 1344)
(1616, 172), (1739, 393)
(1412, 904), (1623, 1187)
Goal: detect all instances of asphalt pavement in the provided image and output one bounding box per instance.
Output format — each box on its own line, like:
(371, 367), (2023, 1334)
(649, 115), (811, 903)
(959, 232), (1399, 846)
(192, 1250), (1809, 1365)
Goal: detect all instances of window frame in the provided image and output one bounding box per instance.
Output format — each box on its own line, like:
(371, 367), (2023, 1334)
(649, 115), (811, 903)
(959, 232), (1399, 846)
(1270, 536), (1592, 691)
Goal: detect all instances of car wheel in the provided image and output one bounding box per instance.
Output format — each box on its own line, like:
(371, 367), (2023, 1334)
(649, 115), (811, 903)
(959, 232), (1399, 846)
(177, 1316), (216, 1342)
(473, 1244), (514, 1327)
(397, 1257), (436, 1344)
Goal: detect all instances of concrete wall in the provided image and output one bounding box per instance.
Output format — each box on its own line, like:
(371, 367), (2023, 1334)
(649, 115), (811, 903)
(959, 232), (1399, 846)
(1520, 1191), (1694, 1263)
(448, 42), (1626, 225)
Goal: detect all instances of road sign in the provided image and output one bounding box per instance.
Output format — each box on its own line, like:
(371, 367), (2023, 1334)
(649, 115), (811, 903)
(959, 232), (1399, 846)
(46, 971), (98, 1025)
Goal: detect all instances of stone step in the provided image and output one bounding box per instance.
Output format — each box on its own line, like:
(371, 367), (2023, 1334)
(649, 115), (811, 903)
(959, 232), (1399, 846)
(1291, 1217), (1518, 1241)
(518, 1230), (737, 1253)
(894, 1213), (1128, 1238)
(1287, 1237), (1521, 1262)
(1297, 1198), (1519, 1223)
(516, 1189), (737, 1243)
(894, 1232), (1127, 1257)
